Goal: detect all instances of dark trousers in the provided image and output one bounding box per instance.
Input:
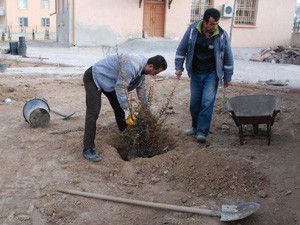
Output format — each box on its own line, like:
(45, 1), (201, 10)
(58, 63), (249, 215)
(83, 67), (127, 149)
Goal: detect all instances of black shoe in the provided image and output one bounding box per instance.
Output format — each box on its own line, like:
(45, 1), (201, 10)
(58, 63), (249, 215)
(196, 133), (207, 143)
(83, 148), (102, 162)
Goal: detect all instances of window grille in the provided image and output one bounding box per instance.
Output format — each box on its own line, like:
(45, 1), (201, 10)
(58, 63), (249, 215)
(190, 0), (213, 23)
(235, 0), (257, 25)
(18, 0), (28, 9)
(42, 18), (50, 27)
(19, 17), (28, 27)
(41, 0), (50, 9)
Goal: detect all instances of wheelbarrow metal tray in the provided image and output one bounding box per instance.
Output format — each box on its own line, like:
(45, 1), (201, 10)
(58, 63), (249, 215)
(227, 95), (280, 145)
(228, 95), (280, 125)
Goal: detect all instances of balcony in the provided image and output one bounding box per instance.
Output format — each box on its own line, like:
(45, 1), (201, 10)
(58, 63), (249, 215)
(0, 7), (5, 16)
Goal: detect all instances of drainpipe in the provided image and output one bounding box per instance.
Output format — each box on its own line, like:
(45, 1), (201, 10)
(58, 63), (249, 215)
(4, 0), (8, 35)
(50, 0), (57, 16)
(72, 0), (76, 46)
(50, 0), (58, 42)
(229, 0), (237, 43)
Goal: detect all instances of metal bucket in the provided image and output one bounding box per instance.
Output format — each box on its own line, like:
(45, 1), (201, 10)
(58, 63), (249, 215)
(23, 99), (50, 128)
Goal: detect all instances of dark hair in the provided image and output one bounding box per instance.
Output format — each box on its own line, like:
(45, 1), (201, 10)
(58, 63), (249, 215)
(147, 55), (167, 70)
(203, 8), (220, 22)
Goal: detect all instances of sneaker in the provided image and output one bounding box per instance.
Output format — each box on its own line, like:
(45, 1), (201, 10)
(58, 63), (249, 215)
(83, 148), (102, 162)
(196, 133), (206, 143)
(185, 128), (197, 136)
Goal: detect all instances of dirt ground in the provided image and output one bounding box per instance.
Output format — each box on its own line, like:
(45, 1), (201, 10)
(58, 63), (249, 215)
(0, 71), (299, 225)
(1, 59), (68, 68)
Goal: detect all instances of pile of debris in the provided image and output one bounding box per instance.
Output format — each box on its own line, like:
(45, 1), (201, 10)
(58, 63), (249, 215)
(251, 46), (300, 65)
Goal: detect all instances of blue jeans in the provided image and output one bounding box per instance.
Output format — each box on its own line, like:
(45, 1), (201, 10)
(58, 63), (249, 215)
(190, 70), (218, 136)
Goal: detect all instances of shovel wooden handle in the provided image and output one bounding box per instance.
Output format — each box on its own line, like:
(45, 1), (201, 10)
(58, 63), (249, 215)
(58, 189), (221, 217)
(51, 109), (65, 117)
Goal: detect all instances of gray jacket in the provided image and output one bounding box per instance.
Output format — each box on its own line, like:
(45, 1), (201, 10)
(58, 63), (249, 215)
(92, 53), (148, 109)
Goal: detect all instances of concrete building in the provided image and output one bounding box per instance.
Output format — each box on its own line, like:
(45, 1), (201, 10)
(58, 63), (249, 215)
(56, 0), (297, 48)
(0, 0), (56, 40)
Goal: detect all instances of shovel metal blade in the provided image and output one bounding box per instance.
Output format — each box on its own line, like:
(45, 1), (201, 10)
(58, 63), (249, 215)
(62, 112), (76, 120)
(220, 202), (260, 221)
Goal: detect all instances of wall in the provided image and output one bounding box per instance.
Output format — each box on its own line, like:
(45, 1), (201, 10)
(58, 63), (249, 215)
(75, 0), (143, 46)
(5, 0), (56, 40)
(0, 18), (5, 32)
(214, 0), (297, 47)
(69, 0), (192, 46)
(57, 0), (297, 48)
(0, 0), (6, 32)
(165, 0), (191, 39)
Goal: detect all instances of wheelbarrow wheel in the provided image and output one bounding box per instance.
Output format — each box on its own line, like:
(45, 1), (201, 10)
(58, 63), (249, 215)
(267, 124), (272, 145)
(239, 125), (244, 145)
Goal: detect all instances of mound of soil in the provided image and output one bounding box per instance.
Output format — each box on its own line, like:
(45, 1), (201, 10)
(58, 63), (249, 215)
(169, 150), (267, 200)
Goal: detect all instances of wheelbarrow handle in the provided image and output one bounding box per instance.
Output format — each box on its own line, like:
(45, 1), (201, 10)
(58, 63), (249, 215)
(274, 98), (281, 114)
(58, 189), (221, 217)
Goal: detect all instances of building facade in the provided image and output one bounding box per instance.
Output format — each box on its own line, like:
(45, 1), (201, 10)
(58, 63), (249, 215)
(56, 0), (297, 48)
(0, 0), (56, 41)
(56, 0), (191, 47)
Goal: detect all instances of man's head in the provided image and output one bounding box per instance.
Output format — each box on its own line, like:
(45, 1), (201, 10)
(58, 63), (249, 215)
(203, 8), (220, 34)
(144, 55), (167, 76)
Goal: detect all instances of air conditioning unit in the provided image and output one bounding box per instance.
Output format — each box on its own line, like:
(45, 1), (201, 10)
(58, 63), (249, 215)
(222, 4), (234, 18)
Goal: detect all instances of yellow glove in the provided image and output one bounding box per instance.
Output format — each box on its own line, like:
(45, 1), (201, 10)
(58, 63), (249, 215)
(126, 116), (135, 125)
(132, 113), (137, 120)
(125, 110), (137, 126)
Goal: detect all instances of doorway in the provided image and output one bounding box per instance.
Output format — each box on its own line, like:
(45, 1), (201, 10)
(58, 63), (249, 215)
(143, 0), (166, 37)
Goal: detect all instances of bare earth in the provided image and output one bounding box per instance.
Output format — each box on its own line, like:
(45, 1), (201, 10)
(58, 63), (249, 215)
(0, 68), (299, 225)
(0, 59), (55, 68)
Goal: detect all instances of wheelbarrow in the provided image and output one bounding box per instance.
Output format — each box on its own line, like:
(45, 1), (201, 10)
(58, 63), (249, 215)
(227, 95), (280, 145)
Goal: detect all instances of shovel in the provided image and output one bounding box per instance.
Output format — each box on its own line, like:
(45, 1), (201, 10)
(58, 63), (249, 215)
(51, 109), (77, 120)
(58, 189), (260, 222)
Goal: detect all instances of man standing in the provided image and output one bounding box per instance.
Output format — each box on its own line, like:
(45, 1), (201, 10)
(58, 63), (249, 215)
(175, 8), (233, 143)
(83, 53), (167, 162)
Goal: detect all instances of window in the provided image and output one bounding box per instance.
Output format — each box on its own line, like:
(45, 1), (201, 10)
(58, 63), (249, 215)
(42, 18), (50, 27)
(235, 0), (258, 25)
(190, 0), (213, 23)
(19, 17), (28, 27)
(41, 0), (50, 9)
(18, 0), (28, 9)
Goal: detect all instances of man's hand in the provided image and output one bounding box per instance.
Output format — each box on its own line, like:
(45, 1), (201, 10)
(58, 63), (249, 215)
(126, 115), (137, 126)
(124, 109), (137, 126)
(175, 70), (182, 80)
(223, 81), (231, 88)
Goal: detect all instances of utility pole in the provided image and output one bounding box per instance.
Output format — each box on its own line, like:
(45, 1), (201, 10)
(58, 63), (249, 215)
(229, 0), (237, 43)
